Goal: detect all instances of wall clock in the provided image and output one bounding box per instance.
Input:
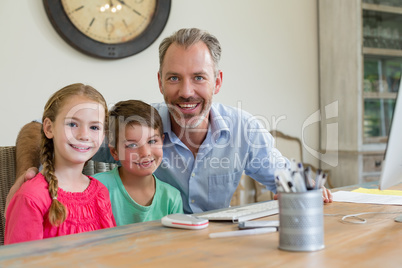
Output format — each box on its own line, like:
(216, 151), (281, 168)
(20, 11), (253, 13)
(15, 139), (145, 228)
(43, 0), (171, 59)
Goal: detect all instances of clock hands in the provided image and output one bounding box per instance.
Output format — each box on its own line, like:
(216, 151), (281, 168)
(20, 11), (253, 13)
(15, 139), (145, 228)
(116, 0), (129, 8)
(116, 0), (142, 16)
(104, 0), (122, 13)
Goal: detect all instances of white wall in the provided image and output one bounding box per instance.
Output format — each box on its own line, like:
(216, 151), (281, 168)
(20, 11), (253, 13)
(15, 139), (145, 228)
(0, 0), (320, 166)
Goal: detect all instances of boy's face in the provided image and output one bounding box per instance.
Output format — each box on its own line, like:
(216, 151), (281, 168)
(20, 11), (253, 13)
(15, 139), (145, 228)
(110, 124), (163, 178)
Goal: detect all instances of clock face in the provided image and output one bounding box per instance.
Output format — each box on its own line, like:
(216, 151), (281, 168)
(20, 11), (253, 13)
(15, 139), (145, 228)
(61, 0), (157, 45)
(43, 0), (171, 59)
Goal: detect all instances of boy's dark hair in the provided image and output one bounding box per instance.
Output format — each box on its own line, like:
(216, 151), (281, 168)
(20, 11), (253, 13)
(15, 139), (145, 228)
(108, 100), (163, 147)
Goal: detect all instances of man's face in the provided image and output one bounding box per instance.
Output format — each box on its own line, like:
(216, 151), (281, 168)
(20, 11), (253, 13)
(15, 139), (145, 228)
(158, 42), (222, 130)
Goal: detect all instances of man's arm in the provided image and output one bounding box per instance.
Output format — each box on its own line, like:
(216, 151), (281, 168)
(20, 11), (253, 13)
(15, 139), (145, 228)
(243, 119), (333, 203)
(6, 122), (42, 210)
(16, 121), (42, 178)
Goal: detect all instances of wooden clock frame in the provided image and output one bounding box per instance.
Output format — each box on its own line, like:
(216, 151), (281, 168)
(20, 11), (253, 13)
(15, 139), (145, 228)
(43, 0), (171, 59)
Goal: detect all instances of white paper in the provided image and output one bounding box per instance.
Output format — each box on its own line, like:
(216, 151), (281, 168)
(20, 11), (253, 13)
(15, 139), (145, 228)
(332, 191), (402, 205)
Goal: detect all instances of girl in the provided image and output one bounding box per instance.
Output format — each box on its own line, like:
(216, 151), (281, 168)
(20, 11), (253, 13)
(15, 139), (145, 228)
(5, 83), (116, 244)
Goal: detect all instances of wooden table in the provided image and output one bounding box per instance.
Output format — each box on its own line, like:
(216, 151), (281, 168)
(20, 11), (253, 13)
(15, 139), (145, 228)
(1, 183), (402, 267)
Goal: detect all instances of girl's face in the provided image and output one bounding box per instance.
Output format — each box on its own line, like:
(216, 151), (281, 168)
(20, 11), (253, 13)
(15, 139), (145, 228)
(43, 95), (106, 166)
(111, 124), (164, 178)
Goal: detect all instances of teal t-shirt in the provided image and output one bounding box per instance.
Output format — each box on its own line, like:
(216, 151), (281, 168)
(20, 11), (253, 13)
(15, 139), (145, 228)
(93, 167), (183, 226)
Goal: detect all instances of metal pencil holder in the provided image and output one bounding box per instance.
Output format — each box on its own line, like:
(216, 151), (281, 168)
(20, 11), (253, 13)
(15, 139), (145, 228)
(278, 190), (325, 252)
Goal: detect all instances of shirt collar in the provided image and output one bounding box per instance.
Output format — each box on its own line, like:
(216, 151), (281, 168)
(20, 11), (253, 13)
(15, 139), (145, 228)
(209, 103), (231, 142)
(156, 103), (173, 136)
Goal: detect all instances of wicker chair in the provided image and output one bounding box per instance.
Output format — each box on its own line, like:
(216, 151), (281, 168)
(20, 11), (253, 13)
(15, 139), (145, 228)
(82, 160), (118, 176)
(0, 146), (16, 245)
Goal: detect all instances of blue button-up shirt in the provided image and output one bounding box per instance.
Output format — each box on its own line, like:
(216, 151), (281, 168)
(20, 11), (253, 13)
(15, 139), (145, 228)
(93, 102), (288, 214)
(153, 102), (287, 214)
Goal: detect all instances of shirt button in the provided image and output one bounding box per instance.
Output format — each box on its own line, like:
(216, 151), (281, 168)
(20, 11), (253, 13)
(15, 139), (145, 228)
(191, 200), (195, 203)
(191, 173), (195, 177)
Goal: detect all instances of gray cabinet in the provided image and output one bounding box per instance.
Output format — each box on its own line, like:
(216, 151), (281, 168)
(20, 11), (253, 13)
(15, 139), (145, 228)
(318, 0), (402, 187)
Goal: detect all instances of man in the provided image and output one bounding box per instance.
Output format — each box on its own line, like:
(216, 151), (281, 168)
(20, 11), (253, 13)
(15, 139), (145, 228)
(8, 28), (332, 214)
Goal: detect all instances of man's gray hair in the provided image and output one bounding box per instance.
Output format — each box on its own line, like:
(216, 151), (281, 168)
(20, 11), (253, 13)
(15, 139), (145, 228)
(159, 28), (222, 77)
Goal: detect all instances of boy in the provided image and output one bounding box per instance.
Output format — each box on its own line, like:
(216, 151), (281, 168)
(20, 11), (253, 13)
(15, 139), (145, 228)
(94, 100), (183, 226)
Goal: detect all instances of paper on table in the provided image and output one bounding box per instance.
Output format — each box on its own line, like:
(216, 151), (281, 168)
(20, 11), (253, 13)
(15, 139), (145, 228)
(352, 188), (402, 196)
(332, 190), (402, 205)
